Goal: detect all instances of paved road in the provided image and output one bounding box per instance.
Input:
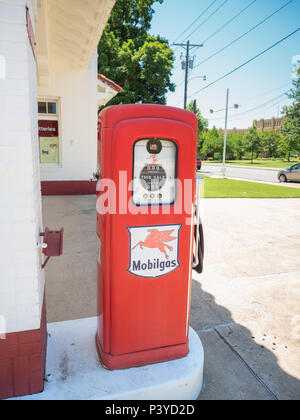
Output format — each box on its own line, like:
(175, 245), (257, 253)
(201, 163), (279, 183)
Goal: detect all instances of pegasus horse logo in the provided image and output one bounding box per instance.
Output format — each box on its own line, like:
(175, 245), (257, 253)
(132, 229), (177, 259)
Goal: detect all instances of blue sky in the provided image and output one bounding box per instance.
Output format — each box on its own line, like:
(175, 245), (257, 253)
(150, 0), (300, 129)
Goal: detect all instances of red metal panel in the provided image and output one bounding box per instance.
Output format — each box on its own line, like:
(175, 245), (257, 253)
(96, 105), (197, 369)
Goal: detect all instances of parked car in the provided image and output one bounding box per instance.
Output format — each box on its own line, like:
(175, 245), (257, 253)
(278, 163), (300, 183)
(197, 157), (202, 170)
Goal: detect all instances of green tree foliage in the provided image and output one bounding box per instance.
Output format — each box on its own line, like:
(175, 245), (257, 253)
(227, 133), (246, 160)
(200, 128), (287, 161)
(244, 126), (262, 163)
(186, 101), (208, 153)
(98, 0), (175, 107)
(259, 131), (282, 158)
(280, 62), (300, 161)
(186, 101), (208, 132)
(201, 127), (222, 160)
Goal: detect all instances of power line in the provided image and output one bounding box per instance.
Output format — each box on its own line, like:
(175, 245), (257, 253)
(173, 0), (219, 45)
(171, 0), (221, 72)
(239, 83), (291, 104)
(186, 82), (291, 104)
(170, 0), (231, 92)
(193, 0), (294, 69)
(207, 92), (288, 121)
(181, 0), (230, 44)
(227, 100), (286, 123)
(171, 0), (259, 94)
(190, 26), (300, 97)
(171, 0), (291, 97)
(203, 0), (257, 44)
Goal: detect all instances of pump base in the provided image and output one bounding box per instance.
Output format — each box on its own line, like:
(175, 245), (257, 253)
(96, 334), (189, 370)
(11, 317), (204, 400)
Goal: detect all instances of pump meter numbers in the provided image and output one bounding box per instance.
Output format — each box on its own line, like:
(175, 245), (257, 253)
(133, 138), (177, 205)
(140, 165), (167, 191)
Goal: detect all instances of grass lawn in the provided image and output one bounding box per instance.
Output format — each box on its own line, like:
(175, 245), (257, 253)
(202, 176), (300, 198)
(203, 159), (298, 169)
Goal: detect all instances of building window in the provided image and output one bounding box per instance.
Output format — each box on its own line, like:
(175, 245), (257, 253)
(38, 99), (60, 165)
(38, 101), (47, 114)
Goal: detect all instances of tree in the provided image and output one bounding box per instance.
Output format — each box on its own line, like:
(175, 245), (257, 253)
(98, 0), (175, 107)
(280, 62), (300, 161)
(259, 131), (282, 158)
(187, 101), (208, 132)
(201, 127), (222, 160)
(227, 132), (246, 160)
(187, 101), (208, 154)
(244, 126), (262, 163)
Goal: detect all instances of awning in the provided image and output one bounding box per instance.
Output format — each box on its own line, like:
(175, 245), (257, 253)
(36, 0), (116, 85)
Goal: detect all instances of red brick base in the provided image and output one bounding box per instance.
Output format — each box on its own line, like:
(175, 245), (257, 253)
(0, 298), (47, 400)
(41, 180), (97, 196)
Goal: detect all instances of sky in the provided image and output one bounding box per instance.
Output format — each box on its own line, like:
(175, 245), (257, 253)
(150, 0), (300, 129)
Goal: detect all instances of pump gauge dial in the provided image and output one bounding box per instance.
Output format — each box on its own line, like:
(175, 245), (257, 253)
(140, 165), (166, 191)
(133, 138), (177, 206)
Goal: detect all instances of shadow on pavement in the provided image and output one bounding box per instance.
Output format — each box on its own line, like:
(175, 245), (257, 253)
(190, 279), (300, 400)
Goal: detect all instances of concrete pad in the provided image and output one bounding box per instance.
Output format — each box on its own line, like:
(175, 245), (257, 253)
(198, 330), (273, 400)
(42, 196), (98, 322)
(14, 318), (204, 400)
(216, 322), (300, 400)
(198, 199), (300, 279)
(190, 199), (300, 400)
(42, 197), (300, 400)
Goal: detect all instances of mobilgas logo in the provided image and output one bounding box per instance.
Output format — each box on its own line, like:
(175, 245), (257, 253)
(127, 224), (181, 278)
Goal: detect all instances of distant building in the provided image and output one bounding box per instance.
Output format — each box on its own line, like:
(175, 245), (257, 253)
(218, 127), (249, 135)
(218, 117), (284, 135)
(253, 118), (283, 132)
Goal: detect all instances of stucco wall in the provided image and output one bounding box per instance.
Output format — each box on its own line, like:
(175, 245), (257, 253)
(0, 0), (45, 334)
(39, 53), (98, 181)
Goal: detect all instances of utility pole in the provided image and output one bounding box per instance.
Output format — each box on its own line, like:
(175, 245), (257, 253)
(193, 99), (197, 115)
(210, 90), (239, 178)
(173, 41), (203, 109)
(222, 88), (230, 178)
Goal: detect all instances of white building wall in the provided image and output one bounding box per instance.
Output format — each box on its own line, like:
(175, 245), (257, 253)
(39, 53), (98, 181)
(0, 0), (45, 334)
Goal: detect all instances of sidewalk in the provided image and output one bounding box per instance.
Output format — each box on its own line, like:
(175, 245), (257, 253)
(42, 196), (300, 400)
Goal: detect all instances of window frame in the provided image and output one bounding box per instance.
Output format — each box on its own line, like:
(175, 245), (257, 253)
(38, 96), (62, 169)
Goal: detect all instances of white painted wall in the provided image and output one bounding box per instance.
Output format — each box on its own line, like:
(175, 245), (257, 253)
(0, 0), (45, 334)
(39, 53), (98, 181)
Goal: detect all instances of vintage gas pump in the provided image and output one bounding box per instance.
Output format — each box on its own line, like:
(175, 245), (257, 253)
(96, 104), (203, 370)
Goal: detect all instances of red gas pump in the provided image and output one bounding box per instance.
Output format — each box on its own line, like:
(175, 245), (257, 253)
(96, 104), (203, 370)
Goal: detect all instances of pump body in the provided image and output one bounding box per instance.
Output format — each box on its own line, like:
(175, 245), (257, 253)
(96, 104), (198, 370)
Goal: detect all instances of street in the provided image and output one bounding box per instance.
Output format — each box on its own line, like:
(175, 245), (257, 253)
(202, 163), (280, 184)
